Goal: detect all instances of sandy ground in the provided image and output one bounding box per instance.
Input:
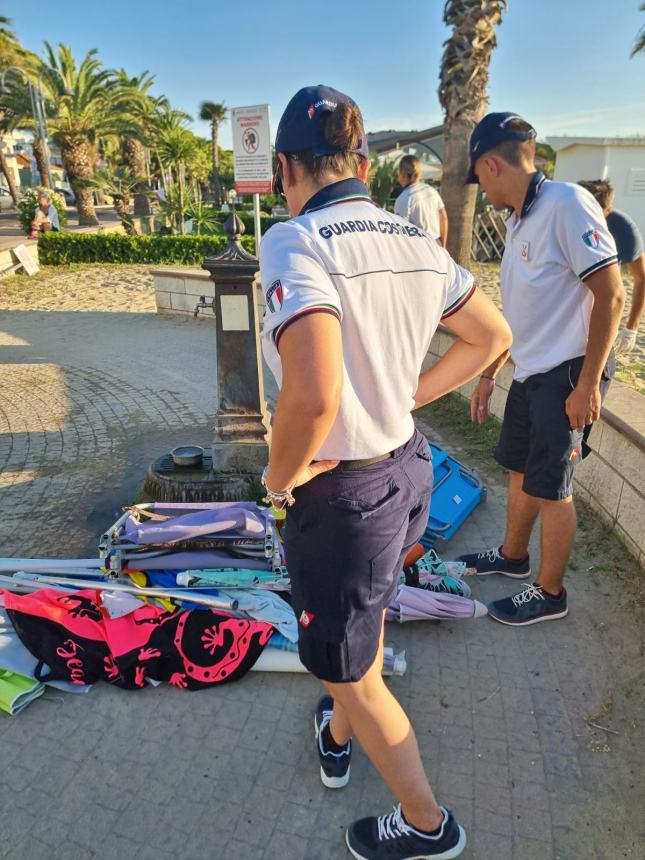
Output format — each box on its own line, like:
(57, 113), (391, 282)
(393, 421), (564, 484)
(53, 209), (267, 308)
(1, 262), (643, 393)
(0, 264), (156, 314)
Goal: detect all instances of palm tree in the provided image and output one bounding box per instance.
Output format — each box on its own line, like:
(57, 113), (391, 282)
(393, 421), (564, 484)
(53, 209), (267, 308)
(632, 4), (645, 57)
(83, 166), (147, 234)
(35, 43), (130, 225)
(155, 123), (197, 234)
(199, 101), (227, 207)
(148, 106), (191, 193)
(114, 69), (160, 216)
(0, 14), (24, 69)
(438, 0), (507, 266)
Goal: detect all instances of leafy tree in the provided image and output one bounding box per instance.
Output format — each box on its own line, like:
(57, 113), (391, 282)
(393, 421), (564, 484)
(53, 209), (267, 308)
(369, 154), (398, 209)
(35, 43), (133, 225)
(199, 101), (227, 206)
(82, 166), (149, 234)
(114, 69), (158, 215)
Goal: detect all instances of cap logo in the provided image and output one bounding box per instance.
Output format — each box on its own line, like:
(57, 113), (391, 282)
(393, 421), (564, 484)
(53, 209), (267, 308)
(499, 114), (522, 128)
(307, 98), (338, 119)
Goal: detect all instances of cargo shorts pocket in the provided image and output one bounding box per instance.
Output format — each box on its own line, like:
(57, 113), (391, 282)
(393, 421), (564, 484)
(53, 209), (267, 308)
(329, 482), (401, 519)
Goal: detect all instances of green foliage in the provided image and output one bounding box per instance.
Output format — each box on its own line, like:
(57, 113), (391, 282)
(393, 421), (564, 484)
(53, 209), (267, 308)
(368, 154), (398, 209)
(185, 196), (221, 234)
(18, 187), (68, 235)
(38, 231), (255, 265)
(214, 211), (288, 235)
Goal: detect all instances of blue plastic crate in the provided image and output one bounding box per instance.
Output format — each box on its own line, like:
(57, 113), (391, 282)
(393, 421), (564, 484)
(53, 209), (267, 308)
(420, 444), (486, 547)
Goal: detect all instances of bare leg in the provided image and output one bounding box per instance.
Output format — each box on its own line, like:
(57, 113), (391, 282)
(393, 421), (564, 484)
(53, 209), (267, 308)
(330, 698), (352, 746)
(501, 470), (540, 558)
(323, 615), (443, 832)
(534, 495), (576, 594)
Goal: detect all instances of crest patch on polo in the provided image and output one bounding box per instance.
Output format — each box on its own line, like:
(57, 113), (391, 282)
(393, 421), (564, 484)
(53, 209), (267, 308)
(582, 229), (600, 249)
(266, 279), (283, 313)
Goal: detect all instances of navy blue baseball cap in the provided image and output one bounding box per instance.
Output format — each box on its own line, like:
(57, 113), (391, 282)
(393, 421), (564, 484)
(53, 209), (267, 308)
(465, 112), (537, 183)
(275, 85), (369, 158)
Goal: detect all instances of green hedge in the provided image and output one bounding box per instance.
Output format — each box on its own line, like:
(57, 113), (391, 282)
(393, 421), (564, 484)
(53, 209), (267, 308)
(214, 211), (288, 235)
(38, 232), (256, 266)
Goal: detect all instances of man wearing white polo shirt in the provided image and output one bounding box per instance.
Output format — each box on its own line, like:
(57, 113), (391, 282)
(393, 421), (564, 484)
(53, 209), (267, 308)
(458, 112), (626, 626)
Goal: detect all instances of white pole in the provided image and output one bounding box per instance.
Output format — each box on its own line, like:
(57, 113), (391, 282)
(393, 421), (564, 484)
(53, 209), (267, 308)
(253, 192), (261, 255)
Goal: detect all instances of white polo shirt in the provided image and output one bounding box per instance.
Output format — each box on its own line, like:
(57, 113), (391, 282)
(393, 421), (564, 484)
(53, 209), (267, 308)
(260, 179), (475, 460)
(501, 175), (618, 381)
(394, 183), (445, 240)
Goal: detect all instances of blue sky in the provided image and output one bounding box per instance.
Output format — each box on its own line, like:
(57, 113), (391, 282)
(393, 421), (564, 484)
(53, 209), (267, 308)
(6, 0), (645, 147)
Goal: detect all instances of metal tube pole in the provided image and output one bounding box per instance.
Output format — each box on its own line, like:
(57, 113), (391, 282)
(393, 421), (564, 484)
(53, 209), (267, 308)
(253, 192), (261, 252)
(35, 85), (52, 189)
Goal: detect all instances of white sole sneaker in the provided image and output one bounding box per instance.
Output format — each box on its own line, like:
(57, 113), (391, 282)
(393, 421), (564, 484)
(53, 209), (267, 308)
(313, 714), (351, 789)
(489, 607), (569, 626)
(345, 824), (467, 859)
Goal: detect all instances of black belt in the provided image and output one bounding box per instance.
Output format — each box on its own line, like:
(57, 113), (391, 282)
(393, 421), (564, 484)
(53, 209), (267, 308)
(338, 451), (393, 470)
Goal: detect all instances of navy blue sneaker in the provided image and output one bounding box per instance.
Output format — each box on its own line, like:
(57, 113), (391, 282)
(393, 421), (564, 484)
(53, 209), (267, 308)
(346, 804), (466, 859)
(458, 546), (530, 578)
(488, 584), (568, 626)
(314, 695), (351, 788)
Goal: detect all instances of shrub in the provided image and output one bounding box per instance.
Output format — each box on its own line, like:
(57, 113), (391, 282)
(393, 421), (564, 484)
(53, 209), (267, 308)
(38, 232), (256, 266)
(18, 187), (68, 235)
(214, 211), (288, 235)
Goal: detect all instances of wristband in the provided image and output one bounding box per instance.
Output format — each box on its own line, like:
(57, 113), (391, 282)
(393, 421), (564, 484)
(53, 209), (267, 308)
(481, 375), (496, 382)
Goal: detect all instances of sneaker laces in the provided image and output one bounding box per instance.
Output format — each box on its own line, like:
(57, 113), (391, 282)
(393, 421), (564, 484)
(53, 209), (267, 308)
(377, 805), (414, 841)
(511, 583), (545, 608)
(477, 547), (503, 563)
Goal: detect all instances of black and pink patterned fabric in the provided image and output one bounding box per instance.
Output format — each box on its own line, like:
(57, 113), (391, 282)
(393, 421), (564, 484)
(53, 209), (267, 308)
(2, 589), (273, 690)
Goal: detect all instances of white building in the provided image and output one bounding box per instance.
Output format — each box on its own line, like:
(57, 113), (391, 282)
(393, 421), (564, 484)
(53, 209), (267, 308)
(549, 136), (645, 238)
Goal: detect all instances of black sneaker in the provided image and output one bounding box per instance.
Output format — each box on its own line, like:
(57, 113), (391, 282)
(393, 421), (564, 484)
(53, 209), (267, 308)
(314, 695), (351, 789)
(346, 804), (466, 859)
(458, 546), (531, 578)
(488, 583), (568, 626)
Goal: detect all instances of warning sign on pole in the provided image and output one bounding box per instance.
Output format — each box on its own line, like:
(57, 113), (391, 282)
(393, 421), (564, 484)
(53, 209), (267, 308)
(232, 104), (272, 195)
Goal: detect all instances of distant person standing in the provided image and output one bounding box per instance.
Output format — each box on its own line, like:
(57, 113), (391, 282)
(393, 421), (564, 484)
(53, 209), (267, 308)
(395, 155), (448, 245)
(578, 179), (644, 356)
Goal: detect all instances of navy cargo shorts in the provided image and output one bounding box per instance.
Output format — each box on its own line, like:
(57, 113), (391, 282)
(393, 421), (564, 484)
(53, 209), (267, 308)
(285, 429), (433, 683)
(494, 353), (615, 501)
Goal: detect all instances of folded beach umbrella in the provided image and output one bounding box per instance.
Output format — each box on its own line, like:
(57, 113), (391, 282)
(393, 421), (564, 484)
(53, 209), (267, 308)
(123, 506), (267, 545)
(386, 585), (487, 623)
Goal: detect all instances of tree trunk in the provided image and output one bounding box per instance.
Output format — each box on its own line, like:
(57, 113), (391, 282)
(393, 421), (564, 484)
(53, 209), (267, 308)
(62, 138), (99, 226)
(441, 116), (481, 266)
(178, 163), (185, 235)
(123, 137), (151, 216)
(212, 122), (221, 208)
(0, 146), (20, 205)
(113, 193), (136, 235)
(32, 137), (51, 189)
(439, 0), (507, 267)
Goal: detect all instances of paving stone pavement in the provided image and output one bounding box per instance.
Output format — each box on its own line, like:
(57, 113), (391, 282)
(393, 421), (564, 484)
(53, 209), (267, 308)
(0, 305), (643, 860)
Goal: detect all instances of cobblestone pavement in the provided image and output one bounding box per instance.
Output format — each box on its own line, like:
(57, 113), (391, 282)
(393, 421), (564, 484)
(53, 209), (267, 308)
(0, 304), (643, 860)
